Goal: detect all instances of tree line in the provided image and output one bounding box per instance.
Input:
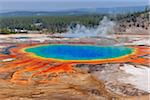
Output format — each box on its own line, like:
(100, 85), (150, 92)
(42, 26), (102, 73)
(0, 15), (105, 34)
(0, 8), (149, 34)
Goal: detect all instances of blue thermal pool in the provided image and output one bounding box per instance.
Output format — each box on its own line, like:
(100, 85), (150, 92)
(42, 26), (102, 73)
(24, 44), (133, 61)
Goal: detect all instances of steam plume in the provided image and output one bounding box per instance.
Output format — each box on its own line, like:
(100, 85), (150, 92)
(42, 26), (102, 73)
(57, 16), (116, 38)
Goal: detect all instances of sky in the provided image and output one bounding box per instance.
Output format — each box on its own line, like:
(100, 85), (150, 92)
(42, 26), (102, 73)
(0, 0), (149, 12)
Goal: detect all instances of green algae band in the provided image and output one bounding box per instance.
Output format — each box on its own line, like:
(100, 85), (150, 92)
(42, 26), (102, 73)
(25, 44), (133, 61)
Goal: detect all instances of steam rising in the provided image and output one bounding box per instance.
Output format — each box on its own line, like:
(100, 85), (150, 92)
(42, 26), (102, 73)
(57, 16), (116, 38)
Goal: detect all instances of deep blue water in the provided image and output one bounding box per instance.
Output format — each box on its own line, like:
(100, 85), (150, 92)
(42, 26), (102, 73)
(25, 44), (133, 60)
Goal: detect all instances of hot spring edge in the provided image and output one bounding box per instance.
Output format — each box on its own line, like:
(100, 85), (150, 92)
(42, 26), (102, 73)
(23, 44), (134, 61)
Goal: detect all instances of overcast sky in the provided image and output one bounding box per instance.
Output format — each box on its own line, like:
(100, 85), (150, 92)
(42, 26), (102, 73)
(0, 0), (149, 12)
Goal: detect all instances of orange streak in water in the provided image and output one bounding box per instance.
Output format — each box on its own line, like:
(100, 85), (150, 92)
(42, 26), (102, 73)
(0, 59), (37, 72)
(11, 62), (51, 84)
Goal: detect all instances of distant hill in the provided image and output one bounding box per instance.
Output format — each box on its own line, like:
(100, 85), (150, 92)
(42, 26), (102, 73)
(0, 6), (147, 17)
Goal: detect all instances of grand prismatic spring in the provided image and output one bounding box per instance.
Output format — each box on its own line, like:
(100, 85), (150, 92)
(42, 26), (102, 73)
(0, 36), (149, 100)
(0, 43), (149, 85)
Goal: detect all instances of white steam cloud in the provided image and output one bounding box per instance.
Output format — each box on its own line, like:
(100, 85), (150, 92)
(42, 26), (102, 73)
(56, 16), (116, 38)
